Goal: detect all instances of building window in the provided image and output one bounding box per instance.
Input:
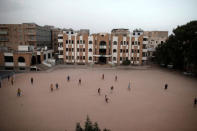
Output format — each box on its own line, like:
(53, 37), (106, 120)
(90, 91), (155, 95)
(66, 56), (68, 59)
(113, 57), (116, 61)
(138, 42), (140, 45)
(124, 41), (126, 45)
(72, 56), (74, 59)
(83, 40), (85, 44)
(89, 41), (92, 44)
(135, 41), (137, 45)
(120, 49), (122, 53)
(138, 33), (140, 35)
(131, 57), (133, 60)
(80, 40), (82, 44)
(83, 56), (85, 60)
(132, 49), (134, 53)
(137, 50), (139, 53)
(142, 52), (146, 57)
(137, 57), (139, 61)
(72, 48), (74, 51)
(120, 57), (122, 61)
(132, 41), (134, 45)
(126, 49), (128, 53)
(66, 48), (68, 51)
(77, 56), (79, 59)
(66, 40), (68, 44)
(72, 40), (74, 44)
(143, 38), (148, 41)
(69, 48), (71, 51)
(77, 48), (79, 52)
(127, 41), (129, 45)
(133, 33), (135, 35)
(143, 44), (146, 49)
(120, 41), (123, 45)
(89, 57), (92, 60)
(89, 48), (92, 52)
(83, 48), (85, 52)
(113, 49), (116, 53)
(113, 41), (117, 45)
(77, 40), (79, 44)
(71, 32), (73, 34)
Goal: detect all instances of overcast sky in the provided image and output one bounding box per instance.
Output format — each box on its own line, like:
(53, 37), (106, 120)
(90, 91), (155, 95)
(0, 0), (197, 34)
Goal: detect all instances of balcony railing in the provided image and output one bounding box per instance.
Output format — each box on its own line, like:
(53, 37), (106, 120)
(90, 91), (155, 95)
(0, 31), (8, 35)
(99, 45), (106, 49)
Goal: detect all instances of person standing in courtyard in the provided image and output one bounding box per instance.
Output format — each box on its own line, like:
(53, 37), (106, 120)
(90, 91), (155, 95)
(79, 78), (81, 85)
(110, 86), (114, 93)
(115, 75), (117, 81)
(164, 83), (168, 90)
(50, 84), (54, 92)
(98, 88), (101, 95)
(67, 75), (70, 82)
(56, 83), (59, 89)
(11, 77), (14, 86)
(194, 97), (197, 106)
(102, 74), (104, 80)
(31, 77), (34, 85)
(128, 82), (131, 90)
(105, 95), (109, 103)
(17, 88), (21, 96)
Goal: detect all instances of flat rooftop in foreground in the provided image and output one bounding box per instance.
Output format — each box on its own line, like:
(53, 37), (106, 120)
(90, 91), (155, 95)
(0, 67), (197, 131)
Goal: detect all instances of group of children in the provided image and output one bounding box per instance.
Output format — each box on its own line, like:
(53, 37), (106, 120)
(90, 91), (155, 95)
(12, 73), (197, 107)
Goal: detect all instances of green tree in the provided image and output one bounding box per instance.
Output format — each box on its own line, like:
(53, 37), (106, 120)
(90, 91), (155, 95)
(155, 21), (197, 73)
(76, 116), (110, 131)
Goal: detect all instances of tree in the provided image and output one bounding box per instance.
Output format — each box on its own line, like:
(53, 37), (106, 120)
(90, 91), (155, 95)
(76, 116), (110, 131)
(155, 21), (197, 73)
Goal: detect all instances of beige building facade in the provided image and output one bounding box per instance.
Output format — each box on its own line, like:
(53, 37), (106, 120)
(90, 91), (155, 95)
(58, 29), (149, 65)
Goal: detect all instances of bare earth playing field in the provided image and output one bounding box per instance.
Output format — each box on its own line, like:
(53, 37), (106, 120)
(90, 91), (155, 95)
(0, 67), (197, 131)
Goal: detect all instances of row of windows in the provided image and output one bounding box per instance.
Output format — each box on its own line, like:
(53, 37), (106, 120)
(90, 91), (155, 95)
(112, 57), (140, 61)
(132, 41), (140, 45)
(66, 56), (93, 60)
(65, 40), (93, 44)
(66, 48), (93, 52)
(131, 49), (140, 53)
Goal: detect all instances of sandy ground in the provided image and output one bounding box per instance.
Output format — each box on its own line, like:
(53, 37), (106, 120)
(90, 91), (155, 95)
(0, 67), (197, 131)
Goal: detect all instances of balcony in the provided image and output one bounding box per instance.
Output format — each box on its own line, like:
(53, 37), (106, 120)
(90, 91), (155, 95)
(58, 55), (64, 58)
(0, 31), (8, 35)
(143, 49), (148, 52)
(143, 41), (148, 44)
(142, 57), (148, 60)
(58, 39), (63, 43)
(5, 62), (14, 66)
(99, 45), (106, 49)
(0, 37), (9, 41)
(18, 62), (26, 66)
(58, 47), (63, 50)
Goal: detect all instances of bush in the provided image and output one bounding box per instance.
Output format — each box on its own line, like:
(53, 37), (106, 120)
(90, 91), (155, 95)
(122, 60), (131, 65)
(76, 116), (110, 131)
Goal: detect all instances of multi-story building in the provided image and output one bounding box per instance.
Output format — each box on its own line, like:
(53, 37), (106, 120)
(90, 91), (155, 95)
(0, 23), (53, 71)
(144, 31), (168, 59)
(58, 28), (149, 65)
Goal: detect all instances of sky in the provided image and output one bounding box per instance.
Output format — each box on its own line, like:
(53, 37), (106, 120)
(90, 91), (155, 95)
(0, 0), (197, 34)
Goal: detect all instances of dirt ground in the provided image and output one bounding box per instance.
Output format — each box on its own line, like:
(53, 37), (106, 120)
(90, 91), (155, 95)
(0, 67), (197, 131)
